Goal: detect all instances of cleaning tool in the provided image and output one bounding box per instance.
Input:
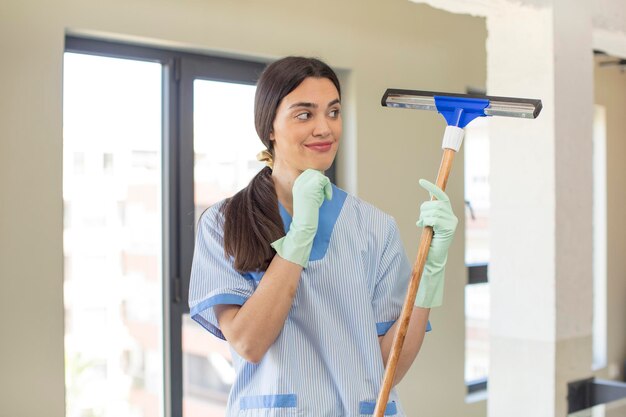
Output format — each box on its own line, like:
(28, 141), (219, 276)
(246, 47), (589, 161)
(373, 89), (542, 416)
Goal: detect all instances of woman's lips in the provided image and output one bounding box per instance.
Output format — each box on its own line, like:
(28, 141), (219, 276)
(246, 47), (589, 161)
(305, 141), (333, 152)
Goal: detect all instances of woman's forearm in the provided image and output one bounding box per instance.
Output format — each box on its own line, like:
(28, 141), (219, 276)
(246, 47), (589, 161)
(215, 255), (303, 363)
(378, 307), (430, 385)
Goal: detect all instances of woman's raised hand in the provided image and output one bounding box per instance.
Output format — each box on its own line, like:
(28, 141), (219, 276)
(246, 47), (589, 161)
(291, 169), (333, 233)
(271, 169), (332, 268)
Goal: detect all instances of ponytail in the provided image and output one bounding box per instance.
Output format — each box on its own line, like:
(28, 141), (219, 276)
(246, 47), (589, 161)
(221, 167), (284, 272)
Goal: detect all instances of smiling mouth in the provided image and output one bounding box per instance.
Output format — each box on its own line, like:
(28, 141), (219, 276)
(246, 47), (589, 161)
(305, 141), (333, 152)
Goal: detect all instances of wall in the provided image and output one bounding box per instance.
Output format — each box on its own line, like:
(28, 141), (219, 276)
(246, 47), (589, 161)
(0, 1), (486, 416)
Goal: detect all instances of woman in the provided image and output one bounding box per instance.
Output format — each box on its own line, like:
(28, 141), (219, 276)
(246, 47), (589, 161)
(189, 57), (457, 416)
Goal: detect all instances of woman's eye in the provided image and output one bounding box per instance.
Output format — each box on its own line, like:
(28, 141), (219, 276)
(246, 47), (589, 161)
(296, 112), (311, 120)
(329, 109), (340, 118)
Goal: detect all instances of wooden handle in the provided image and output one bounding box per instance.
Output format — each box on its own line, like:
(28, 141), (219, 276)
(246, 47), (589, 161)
(373, 148), (456, 417)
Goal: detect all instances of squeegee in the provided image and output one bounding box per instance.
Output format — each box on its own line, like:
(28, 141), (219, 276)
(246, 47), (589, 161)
(373, 89), (542, 417)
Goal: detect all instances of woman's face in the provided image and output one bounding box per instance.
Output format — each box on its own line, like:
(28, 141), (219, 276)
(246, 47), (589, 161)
(270, 77), (342, 174)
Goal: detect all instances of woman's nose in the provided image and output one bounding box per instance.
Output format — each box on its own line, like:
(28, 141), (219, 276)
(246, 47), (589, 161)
(312, 115), (331, 137)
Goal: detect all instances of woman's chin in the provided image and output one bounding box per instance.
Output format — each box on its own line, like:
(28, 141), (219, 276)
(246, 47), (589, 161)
(292, 156), (336, 175)
(312, 157), (336, 173)
(308, 162), (334, 173)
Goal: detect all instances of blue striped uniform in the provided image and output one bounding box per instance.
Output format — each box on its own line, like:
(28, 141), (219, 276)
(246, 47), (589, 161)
(189, 184), (431, 416)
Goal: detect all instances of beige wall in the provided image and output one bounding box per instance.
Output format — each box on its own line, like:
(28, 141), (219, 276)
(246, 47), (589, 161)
(593, 57), (626, 381)
(0, 1), (486, 416)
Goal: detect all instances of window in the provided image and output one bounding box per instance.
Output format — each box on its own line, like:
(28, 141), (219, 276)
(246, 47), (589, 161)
(63, 37), (271, 417)
(103, 152), (114, 173)
(592, 104), (607, 371)
(183, 352), (233, 402)
(74, 151), (85, 174)
(464, 114), (490, 394)
(63, 51), (164, 417)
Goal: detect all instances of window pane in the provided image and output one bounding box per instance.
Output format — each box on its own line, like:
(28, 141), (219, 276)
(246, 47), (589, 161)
(183, 79), (262, 417)
(465, 283), (490, 383)
(63, 52), (163, 417)
(464, 117), (490, 265)
(192, 79), (264, 224)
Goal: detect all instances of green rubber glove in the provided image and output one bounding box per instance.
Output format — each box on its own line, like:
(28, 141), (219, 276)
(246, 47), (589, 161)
(271, 169), (332, 268)
(414, 179), (458, 308)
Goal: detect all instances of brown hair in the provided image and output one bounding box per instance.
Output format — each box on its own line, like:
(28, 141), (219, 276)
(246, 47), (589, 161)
(221, 56), (341, 272)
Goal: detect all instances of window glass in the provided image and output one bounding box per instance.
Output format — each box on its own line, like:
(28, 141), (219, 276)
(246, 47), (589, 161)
(63, 52), (163, 417)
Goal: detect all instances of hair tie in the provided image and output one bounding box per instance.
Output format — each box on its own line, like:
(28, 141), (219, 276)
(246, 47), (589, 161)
(256, 149), (274, 169)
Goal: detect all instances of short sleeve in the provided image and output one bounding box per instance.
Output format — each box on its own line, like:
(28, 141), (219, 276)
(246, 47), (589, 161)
(188, 204), (256, 340)
(372, 218), (432, 336)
